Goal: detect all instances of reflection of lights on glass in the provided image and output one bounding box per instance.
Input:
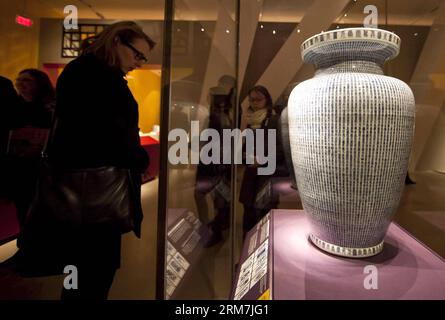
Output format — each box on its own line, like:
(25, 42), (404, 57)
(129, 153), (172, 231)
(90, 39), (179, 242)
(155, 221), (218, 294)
(177, 28), (181, 32)
(414, 32), (418, 36)
(336, 25), (340, 29)
(201, 28), (205, 32)
(434, 28), (439, 32)
(272, 30), (276, 34)
(260, 24), (264, 29)
(297, 29), (300, 33)
(226, 29), (230, 34)
(344, 13), (347, 17)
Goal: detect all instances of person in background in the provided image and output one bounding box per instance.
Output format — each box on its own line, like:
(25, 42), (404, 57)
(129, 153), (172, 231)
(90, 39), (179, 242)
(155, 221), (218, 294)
(13, 69), (55, 127)
(204, 89), (233, 247)
(49, 21), (155, 300)
(0, 70), (54, 268)
(0, 76), (18, 155)
(239, 85), (286, 237)
(194, 76), (235, 247)
(0, 76), (18, 198)
(9, 69), (54, 226)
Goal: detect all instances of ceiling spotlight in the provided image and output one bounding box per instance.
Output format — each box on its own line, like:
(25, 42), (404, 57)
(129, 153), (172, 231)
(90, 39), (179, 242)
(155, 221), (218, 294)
(414, 32), (418, 36)
(272, 30), (276, 34)
(201, 28), (205, 32)
(260, 24), (264, 29)
(297, 29), (301, 33)
(226, 29), (230, 34)
(344, 13), (347, 17)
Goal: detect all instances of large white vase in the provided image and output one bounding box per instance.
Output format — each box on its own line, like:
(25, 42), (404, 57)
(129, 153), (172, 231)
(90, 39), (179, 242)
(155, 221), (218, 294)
(288, 28), (415, 258)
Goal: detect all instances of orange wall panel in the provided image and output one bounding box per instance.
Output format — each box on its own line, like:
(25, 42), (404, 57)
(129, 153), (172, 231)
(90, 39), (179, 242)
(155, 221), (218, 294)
(126, 68), (161, 133)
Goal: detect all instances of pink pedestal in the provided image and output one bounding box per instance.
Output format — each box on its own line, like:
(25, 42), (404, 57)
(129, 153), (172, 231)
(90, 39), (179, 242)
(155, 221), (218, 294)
(271, 210), (445, 299)
(232, 210), (445, 300)
(0, 199), (19, 244)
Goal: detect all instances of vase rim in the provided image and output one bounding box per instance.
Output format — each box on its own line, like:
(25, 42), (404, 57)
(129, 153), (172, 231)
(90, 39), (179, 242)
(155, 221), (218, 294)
(301, 27), (401, 64)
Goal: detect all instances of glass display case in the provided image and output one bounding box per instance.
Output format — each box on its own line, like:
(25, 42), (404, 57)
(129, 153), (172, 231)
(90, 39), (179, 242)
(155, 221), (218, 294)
(157, 0), (445, 300)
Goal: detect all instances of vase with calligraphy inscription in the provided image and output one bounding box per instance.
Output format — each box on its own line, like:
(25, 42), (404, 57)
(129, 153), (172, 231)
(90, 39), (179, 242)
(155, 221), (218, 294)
(288, 28), (415, 258)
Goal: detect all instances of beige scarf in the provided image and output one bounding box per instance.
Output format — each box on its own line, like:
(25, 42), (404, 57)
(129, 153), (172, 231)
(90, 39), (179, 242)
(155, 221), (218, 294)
(247, 108), (268, 129)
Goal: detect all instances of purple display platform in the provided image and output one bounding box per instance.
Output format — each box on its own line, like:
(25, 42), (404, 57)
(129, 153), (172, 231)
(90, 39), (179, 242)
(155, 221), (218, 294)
(272, 210), (445, 300)
(231, 209), (445, 300)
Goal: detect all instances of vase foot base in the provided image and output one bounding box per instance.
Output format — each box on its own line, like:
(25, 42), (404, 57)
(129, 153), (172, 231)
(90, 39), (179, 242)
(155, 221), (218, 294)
(309, 234), (384, 258)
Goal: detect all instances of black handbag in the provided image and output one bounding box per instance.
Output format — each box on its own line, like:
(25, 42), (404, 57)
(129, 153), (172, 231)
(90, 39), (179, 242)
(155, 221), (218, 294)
(29, 162), (136, 229)
(16, 118), (140, 277)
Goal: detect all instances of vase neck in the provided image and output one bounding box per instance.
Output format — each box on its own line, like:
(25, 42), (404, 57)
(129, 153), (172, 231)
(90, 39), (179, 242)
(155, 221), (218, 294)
(315, 60), (384, 76)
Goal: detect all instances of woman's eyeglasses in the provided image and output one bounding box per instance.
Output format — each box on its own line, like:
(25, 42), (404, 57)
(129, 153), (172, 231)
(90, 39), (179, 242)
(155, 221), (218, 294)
(122, 41), (148, 64)
(249, 97), (265, 103)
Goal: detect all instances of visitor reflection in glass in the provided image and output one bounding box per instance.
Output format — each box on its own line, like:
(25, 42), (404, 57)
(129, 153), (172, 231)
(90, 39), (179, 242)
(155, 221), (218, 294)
(194, 75), (235, 247)
(239, 85), (287, 238)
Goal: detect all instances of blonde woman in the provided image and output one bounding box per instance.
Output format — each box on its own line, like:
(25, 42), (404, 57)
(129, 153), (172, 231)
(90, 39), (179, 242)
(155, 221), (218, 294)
(48, 21), (155, 299)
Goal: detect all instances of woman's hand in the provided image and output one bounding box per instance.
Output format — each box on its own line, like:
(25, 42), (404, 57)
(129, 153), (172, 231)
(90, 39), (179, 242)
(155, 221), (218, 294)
(240, 101), (250, 131)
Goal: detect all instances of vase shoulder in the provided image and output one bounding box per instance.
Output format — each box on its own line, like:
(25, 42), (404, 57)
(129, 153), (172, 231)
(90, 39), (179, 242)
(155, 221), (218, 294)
(288, 73), (415, 115)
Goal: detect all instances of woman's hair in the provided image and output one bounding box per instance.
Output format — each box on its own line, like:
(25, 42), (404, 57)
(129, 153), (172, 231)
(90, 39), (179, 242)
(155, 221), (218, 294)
(248, 85), (275, 117)
(81, 21), (156, 68)
(18, 68), (55, 104)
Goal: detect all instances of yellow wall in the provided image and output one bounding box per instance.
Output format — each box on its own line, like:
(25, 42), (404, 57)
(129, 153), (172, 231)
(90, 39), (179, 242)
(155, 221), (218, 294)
(127, 69), (161, 133)
(0, 1), (56, 81)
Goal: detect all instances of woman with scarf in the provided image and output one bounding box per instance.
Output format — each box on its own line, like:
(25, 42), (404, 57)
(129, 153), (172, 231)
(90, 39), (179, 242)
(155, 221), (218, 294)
(239, 85), (285, 237)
